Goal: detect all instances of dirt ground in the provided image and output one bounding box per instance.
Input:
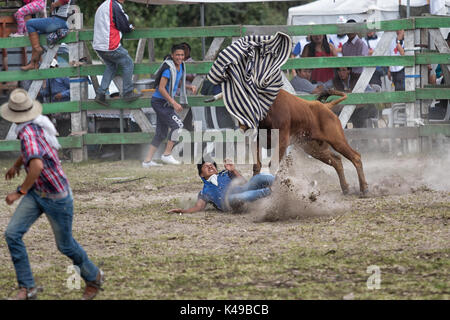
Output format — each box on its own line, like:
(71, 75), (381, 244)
(0, 148), (448, 300)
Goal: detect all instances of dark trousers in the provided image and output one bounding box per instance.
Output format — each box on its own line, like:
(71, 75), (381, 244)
(150, 97), (184, 148)
(391, 68), (405, 91)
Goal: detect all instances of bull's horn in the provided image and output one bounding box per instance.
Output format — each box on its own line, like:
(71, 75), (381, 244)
(204, 92), (223, 103)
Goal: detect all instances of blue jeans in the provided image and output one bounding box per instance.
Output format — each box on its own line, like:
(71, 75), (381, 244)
(26, 17), (68, 34)
(96, 46), (134, 96)
(4, 189), (99, 289)
(226, 174), (275, 209)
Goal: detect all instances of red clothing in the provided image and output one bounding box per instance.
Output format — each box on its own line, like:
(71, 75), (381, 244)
(19, 123), (69, 194)
(311, 51), (334, 83)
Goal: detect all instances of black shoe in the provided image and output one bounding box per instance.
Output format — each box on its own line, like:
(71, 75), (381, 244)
(94, 94), (109, 106)
(123, 91), (142, 102)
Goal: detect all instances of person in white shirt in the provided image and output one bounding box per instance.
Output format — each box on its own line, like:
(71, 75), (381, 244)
(363, 31), (386, 86)
(388, 29), (406, 91)
(328, 16), (348, 57)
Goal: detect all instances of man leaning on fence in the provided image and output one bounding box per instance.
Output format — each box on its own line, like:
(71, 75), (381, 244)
(93, 0), (142, 106)
(1, 89), (104, 300)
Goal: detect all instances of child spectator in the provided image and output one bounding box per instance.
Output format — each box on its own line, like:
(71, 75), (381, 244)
(20, 0), (71, 71)
(142, 44), (196, 168)
(10, 0), (46, 38)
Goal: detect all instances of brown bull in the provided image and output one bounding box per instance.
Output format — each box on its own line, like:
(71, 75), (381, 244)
(252, 89), (369, 196)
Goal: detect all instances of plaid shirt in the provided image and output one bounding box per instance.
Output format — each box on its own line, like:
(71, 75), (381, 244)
(19, 123), (69, 194)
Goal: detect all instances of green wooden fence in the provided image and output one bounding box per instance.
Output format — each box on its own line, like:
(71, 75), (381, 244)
(0, 16), (449, 153)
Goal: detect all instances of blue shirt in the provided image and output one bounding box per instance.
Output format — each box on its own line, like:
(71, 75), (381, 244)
(153, 65), (183, 100)
(40, 77), (70, 102)
(198, 170), (234, 211)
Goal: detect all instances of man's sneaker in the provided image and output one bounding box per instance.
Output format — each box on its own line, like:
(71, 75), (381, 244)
(123, 91), (142, 102)
(9, 32), (25, 38)
(8, 287), (38, 300)
(161, 154), (181, 165)
(82, 269), (104, 300)
(94, 94), (109, 106)
(142, 160), (162, 168)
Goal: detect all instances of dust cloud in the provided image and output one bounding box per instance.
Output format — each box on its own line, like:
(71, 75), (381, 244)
(249, 138), (450, 221)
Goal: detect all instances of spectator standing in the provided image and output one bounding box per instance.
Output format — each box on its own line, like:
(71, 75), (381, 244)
(20, 0), (71, 71)
(93, 0), (142, 106)
(342, 19), (369, 75)
(1, 89), (104, 300)
(328, 16), (348, 57)
(10, 0), (46, 38)
(363, 30), (386, 86)
(302, 34), (337, 83)
(142, 44), (196, 168)
(387, 29), (405, 91)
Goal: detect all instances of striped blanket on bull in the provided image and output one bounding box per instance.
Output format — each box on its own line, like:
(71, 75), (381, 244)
(206, 32), (292, 129)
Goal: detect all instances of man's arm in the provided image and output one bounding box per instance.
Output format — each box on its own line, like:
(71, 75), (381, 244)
(168, 198), (207, 214)
(5, 158), (43, 205)
(224, 160), (244, 180)
(158, 76), (183, 112)
(112, 1), (134, 34)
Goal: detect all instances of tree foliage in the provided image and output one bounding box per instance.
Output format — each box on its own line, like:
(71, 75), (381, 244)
(77, 0), (308, 60)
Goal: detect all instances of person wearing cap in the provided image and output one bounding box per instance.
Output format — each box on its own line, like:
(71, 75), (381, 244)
(1, 89), (104, 300)
(38, 59), (70, 103)
(168, 159), (275, 214)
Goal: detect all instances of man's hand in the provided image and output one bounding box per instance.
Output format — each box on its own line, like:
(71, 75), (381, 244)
(189, 85), (197, 95)
(50, 1), (59, 11)
(6, 192), (21, 205)
(5, 166), (20, 180)
(173, 102), (183, 113)
(168, 208), (184, 214)
(224, 158), (236, 172)
(54, 93), (63, 101)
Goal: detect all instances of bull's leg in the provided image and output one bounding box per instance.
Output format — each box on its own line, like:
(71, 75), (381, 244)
(252, 132), (262, 176)
(327, 139), (369, 196)
(302, 141), (350, 194)
(269, 129), (290, 174)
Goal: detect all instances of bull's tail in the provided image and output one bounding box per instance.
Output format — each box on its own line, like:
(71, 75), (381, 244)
(316, 89), (347, 109)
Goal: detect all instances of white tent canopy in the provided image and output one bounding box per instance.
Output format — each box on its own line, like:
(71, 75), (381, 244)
(130, 0), (301, 4)
(287, 0), (449, 26)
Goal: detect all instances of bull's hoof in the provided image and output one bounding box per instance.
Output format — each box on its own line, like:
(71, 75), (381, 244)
(359, 189), (369, 198)
(342, 189), (350, 196)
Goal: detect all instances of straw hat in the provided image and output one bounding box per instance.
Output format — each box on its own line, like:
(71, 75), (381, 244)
(0, 88), (42, 123)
